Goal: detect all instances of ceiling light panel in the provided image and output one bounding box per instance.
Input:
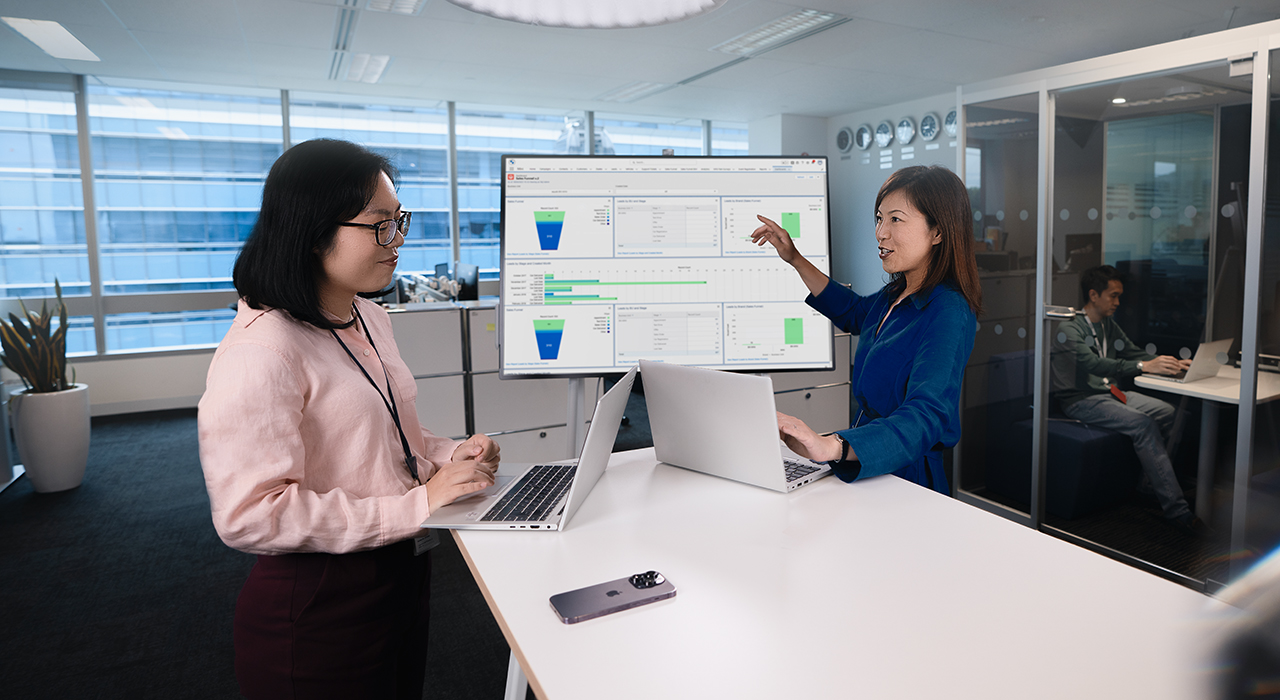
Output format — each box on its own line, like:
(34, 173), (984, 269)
(347, 53), (391, 83)
(447, 0), (725, 29)
(367, 0), (427, 15)
(2, 17), (100, 61)
(710, 9), (847, 57)
(595, 81), (674, 103)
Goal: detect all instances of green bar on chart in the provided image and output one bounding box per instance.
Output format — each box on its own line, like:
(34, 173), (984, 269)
(781, 212), (800, 238)
(784, 318), (804, 344)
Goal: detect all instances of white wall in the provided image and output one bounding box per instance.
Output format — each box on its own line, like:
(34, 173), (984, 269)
(827, 93), (960, 295)
(749, 114), (829, 156)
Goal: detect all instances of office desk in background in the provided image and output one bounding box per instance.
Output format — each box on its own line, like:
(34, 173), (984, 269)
(453, 449), (1210, 700)
(1136, 366), (1280, 522)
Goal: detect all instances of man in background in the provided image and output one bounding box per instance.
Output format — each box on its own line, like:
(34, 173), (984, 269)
(1051, 264), (1205, 535)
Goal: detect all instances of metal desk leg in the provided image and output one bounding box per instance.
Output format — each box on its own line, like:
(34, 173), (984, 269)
(504, 650), (528, 700)
(1196, 401), (1218, 523)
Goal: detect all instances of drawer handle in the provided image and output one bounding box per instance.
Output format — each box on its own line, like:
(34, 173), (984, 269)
(539, 431), (547, 438)
(805, 392), (812, 400)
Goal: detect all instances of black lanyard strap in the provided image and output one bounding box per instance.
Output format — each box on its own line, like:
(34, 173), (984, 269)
(330, 305), (420, 483)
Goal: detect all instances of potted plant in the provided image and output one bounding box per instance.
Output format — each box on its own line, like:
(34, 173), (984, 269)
(0, 280), (89, 493)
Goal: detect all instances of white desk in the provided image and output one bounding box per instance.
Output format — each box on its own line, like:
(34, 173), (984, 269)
(1135, 366), (1280, 522)
(454, 449), (1211, 700)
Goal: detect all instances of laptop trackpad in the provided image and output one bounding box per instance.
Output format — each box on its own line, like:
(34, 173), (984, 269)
(452, 475), (515, 504)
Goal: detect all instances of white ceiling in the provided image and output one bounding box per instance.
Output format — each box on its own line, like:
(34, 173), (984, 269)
(0, 0), (1277, 122)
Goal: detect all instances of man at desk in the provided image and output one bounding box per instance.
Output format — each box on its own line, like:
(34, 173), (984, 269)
(1050, 265), (1205, 535)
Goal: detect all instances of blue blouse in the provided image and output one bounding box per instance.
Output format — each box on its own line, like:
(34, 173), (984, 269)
(807, 278), (976, 494)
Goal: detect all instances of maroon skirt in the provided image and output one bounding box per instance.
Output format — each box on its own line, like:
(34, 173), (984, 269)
(234, 540), (431, 700)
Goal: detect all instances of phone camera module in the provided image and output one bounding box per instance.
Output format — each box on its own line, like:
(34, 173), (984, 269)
(629, 570), (664, 589)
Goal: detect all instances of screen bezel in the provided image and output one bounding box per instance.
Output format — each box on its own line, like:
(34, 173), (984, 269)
(497, 154), (835, 379)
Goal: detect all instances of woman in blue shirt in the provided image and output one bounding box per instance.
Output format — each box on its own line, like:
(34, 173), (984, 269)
(752, 165), (982, 493)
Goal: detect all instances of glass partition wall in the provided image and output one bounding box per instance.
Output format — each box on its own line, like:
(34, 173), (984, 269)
(956, 93), (1040, 523)
(957, 31), (1280, 589)
(1239, 47), (1280, 582)
(1046, 63), (1244, 587)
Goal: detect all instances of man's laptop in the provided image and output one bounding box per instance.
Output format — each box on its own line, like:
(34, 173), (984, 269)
(1143, 338), (1233, 384)
(420, 366), (636, 531)
(638, 359), (831, 493)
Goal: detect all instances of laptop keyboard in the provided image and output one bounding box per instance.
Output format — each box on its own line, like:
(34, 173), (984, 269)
(783, 459), (821, 483)
(481, 464), (577, 522)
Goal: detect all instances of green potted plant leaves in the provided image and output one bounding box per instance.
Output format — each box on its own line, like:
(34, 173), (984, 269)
(1, 280), (90, 492)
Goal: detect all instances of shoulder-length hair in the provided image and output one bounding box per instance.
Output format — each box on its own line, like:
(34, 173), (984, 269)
(877, 165), (983, 316)
(233, 139), (396, 329)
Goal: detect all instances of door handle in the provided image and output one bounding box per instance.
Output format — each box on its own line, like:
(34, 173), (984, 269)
(1043, 305), (1077, 319)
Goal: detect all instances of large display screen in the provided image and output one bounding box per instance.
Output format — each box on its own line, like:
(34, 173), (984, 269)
(499, 155), (832, 378)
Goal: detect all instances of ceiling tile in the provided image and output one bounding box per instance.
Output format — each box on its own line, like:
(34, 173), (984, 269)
(98, 0), (244, 39)
(237, 0), (337, 49)
(0, 0), (122, 27)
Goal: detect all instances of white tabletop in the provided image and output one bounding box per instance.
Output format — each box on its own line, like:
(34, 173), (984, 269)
(454, 449), (1214, 700)
(1135, 365), (1280, 404)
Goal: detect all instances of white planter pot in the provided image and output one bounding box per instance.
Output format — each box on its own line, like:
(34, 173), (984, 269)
(11, 384), (90, 493)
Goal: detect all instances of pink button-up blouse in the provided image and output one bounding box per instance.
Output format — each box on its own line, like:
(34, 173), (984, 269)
(198, 297), (460, 555)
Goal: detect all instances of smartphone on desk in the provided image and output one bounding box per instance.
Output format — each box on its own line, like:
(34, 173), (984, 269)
(550, 571), (676, 624)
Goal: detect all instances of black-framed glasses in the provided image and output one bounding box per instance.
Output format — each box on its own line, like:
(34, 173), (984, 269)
(341, 211), (411, 246)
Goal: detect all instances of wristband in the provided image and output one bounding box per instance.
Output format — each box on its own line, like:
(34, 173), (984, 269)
(827, 433), (851, 465)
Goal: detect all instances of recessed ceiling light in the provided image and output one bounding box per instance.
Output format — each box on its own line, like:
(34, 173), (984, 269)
(710, 9), (849, 56)
(367, 0), (427, 15)
(2, 17), (100, 61)
(447, 0), (725, 28)
(1111, 97), (1127, 104)
(595, 81), (674, 103)
(347, 53), (391, 83)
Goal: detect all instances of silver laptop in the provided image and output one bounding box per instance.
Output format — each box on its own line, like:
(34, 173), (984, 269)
(420, 366), (636, 531)
(1143, 338), (1232, 384)
(639, 359), (831, 493)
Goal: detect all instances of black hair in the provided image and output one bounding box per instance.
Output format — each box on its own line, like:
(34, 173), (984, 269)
(1080, 264), (1123, 305)
(233, 139), (396, 329)
(877, 165), (983, 315)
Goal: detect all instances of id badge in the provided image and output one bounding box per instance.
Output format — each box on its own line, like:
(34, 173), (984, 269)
(413, 530), (439, 556)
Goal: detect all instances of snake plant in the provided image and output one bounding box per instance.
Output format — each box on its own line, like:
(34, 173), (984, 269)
(0, 280), (72, 393)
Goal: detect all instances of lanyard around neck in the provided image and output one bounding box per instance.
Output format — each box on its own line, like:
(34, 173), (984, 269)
(1087, 318), (1107, 359)
(330, 305), (419, 483)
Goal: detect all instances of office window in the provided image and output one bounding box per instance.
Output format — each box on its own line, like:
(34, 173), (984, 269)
(88, 86), (281, 295)
(455, 105), (581, 271)
(593, 113), (704, 156)
(289, 95), (450, 277)
(106, 308), (236, 352)
(0, 87), (89, 300)
(87, 86), (280, 351)
(711, 121), (748, 156)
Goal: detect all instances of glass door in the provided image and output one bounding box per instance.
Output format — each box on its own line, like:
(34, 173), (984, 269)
(1046, 60), (1250, 585)
(956, 93), (1039, 520)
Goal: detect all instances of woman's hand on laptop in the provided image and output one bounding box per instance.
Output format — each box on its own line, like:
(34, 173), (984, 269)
(452, 434), (501, 476)
(776, 411), (844, 463)
(1143, 355), (1191, 375)
(426, 459), (496, 512)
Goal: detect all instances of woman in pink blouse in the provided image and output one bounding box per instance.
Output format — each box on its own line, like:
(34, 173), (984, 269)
(198, 139), (499, 699)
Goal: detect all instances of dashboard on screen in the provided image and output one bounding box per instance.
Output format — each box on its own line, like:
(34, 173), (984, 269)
(499, 155), (833, 378)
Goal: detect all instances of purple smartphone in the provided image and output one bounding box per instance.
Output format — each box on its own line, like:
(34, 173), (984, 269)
(549, 571), (677, 624)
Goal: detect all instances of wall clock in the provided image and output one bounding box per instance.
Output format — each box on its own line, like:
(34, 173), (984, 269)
(896, 117), (916, 146)
(919, 112), (940, 142)
(943, 109), (959, 138)
(874, 121), (894, 149)
(836, 126), (855, 153)
(855, 124), (873, 150)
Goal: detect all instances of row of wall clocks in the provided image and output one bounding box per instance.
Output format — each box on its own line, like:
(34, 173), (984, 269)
(836, 109), (959, 153)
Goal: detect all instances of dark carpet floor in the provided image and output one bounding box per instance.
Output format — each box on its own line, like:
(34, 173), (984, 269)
(0, 387), (654, 700)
